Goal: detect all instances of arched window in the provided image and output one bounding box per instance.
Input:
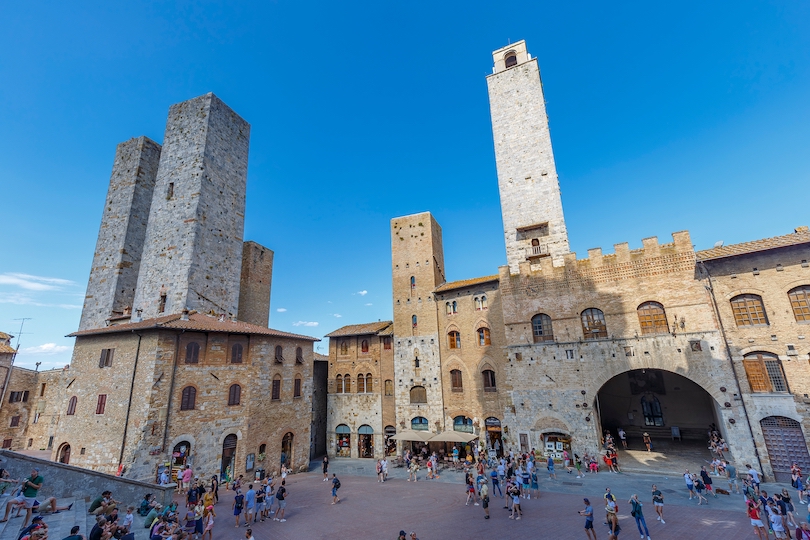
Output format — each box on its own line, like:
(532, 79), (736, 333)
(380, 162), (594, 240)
(788, 286), (810, 322)
(296, 347), (304, 364)
(410, 386), (427, 404)
(272, 375), (281, 400)
(384, 379), (393, 396)
(641, 395), (664, 426)
(357, 373), (365, 393)
(343, 373), (351, 393)
(361, 340), (369, 353)
(412, 315), (418, 328)
(228, 384), (241, 406)
(637, 301), (669, 335)
(474, 297), (482, 311)
(340, 341), (349, 355)
(448, 331), (461, 349)
(482, 370), (497, 392)
(481, 295), (487, 310)
(411, 416), (429, 431)
(410, 276), (416, 290)
(581, 308), (607, 339)
(335, 375), (343, 394)
(730, 294), (769, 326)
(180, 386), (196, 410)
(453, 415), (473, 433)
(446, 302), (452, 315)
(259, 443), (267, 455)
(451, 301), (458, 314)
(414, 353), (419, 369)
(504, 51), (517, 68)
(477, 328), (491, 346)
(274, 345), (284, 363)
(185, 342), (200, 364)
(743, 352), (788, 393)
(230, 343), (243, 364)
(450, 369), (463, 392)
(66, 396), (77, 416)
(366, 373), (373, 393)
(294, 376), (302, 398)
(532, 313), (553, 342)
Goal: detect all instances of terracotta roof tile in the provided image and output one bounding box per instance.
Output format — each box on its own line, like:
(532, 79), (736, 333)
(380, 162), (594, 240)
(0, 332), (12, 340)
(0, 343), (16, 354)
(433, 275), (499, 293)
(68, 312), (319, 341)
(324, 321), (393, 337)
(314, 353), (329, 362)
(697, 229), (810, 261)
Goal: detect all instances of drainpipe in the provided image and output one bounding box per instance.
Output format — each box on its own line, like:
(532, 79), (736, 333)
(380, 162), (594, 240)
(162, 330), (184, 452)
(698, 259), (764, 474)
(118, 331), (143, 471)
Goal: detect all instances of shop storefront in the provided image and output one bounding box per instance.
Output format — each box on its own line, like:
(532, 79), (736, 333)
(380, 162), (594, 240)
(336, 424), (351, 457)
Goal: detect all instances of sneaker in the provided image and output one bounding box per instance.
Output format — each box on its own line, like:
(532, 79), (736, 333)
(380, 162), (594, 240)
(273, 518), (279, 521)
(657, 516), (661, 521)
(474, 503), (479, 506)
(515, 517), (520, 520)
(641, 535), (645, 539)
(280, 519), (286, 522)
(661, 520), (665, 524)
(484, 515), (490, 519)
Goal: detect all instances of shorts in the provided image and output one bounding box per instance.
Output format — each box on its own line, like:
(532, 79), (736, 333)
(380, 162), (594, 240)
(233, 508), (242, 516)
(686, 484), (694, 492)
(705, 484), (713, 491)
(774, 531), (787, 539)
(468, 486), (475, 493)
(654, 502), (664, 507)
(750, 519), (764, 527)
(482, 497), (489, 509)
(585, 520), (594, 530)
(331, 488), (337, 497)
(277, 500), (286, 509)
(564, 460), (570, 467)
(522, 483), (529, 490)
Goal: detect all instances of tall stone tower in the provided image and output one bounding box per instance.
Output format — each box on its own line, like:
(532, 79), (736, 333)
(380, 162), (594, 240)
(391, 212), (446, 433)
(133, 93), (251, 319)
(79, 137), (162, 330)
(487, 40), (569, 272)
(237, 241), (274, 327)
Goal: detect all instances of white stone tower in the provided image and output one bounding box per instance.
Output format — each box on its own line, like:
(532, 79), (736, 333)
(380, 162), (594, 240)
(487, 40), (569, 272)
(132, 93), (251, 319)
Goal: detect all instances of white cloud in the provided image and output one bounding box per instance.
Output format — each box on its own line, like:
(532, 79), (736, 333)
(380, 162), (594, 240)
(357, 290), (368, 296)
(0, 293), (81, 309)
(276, 308), (287, 312)
(333, 314), (342, 318)
(0, 273), (75, 291)
(365, 303), (373, 306)
(292, 321), (319, 327)
(19, 343), (71, 355)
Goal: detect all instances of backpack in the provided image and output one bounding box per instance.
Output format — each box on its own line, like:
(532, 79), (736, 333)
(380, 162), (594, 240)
(234, 495), (243, 510)
(334, 480), (341, 490)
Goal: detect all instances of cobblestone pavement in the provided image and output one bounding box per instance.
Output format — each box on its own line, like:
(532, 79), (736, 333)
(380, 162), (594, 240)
(195, 459), (785, 539)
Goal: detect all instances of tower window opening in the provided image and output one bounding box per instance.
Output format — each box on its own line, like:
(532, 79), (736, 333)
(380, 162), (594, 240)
(504, 52), (517, 68)
(158, 294), (167, 313)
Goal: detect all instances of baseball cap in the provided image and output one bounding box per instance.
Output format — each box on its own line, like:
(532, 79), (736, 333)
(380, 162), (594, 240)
(32, 516), (43, 522)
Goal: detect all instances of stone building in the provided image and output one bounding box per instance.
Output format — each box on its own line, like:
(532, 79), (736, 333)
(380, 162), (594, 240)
(0, 93), (320, 482)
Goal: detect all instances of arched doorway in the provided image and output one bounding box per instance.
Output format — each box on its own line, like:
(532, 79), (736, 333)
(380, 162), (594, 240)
(595, 368), (722, 463)
(57, 443), (70, 464)
(453, 416), (474, 432)
(760, 416), (810, 482)
(384, 426), (397, 456)
(171, 441), (192, 484)
(335, 424), (351, 457)
(221, 434), (237, 482)
(281, 432), (294, 469)
(485, 417), (503, 457)
(358, 425), (373, 458)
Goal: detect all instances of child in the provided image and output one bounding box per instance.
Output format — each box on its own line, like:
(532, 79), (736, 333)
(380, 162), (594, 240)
(202, 506), (215, 540)
(509, 484), (522, 520)
(121, 506), (135, 532)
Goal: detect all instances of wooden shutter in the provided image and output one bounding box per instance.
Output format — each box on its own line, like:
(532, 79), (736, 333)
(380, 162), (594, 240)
(743, 359), (772, 392)
(96, 394), (107, 414)
(294, 378), (301, 397)
(272, 379), (280, 400)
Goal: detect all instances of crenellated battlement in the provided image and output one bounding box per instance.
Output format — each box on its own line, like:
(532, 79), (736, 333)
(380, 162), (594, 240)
(499, 231), (695, 285)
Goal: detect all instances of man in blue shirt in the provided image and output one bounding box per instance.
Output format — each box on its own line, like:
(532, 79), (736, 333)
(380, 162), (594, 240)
(244, 484), (256, 526)
(579, 498), (596, 540)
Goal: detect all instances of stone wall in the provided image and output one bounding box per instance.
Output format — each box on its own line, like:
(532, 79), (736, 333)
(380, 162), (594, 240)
(487, 41), (569, 271)
(79, 137), (161, 330)
(238, 241), (273, 327)
(0, 450), (175, 508)
(133, 93), (250, 320)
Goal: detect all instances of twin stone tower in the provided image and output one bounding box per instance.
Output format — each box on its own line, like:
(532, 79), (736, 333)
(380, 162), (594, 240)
(79, 93), (273, 331)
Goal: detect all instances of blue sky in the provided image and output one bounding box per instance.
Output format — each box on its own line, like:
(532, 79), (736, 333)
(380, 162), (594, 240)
(2, 2), (809, 369)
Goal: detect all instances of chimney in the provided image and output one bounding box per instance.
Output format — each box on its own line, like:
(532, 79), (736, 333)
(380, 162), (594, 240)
(181, 308), (190, 321)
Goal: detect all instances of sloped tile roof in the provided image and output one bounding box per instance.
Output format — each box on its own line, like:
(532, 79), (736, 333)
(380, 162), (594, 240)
(697, 228), (810, 261)
(68, 312), (319, 341)
(314, 353), (329, 361)
(324, 321), (393, 337)
(0, 343), (16, 354)
(0, 332), (12, 340)
(433, 275), (499, 293)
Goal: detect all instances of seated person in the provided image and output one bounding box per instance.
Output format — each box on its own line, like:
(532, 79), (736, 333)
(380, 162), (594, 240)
(143, 504), (161, 529)
(16, 515), (46, 540)
(89, 491), (120, 516)
(139, 495), (156, 517)
(62, 525), (86, 540)
(23, 497), (73, 515)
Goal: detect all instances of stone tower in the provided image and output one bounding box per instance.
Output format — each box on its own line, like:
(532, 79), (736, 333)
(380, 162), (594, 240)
(79, 137), (162, 330)
(237, 241), (274, 327)
(487, 40), (569, 272)
(132, 93), (251, 319)
(391, 212), (446, 433)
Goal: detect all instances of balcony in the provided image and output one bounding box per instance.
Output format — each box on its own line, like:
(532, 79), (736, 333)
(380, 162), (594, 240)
(525, 244), (549, 260)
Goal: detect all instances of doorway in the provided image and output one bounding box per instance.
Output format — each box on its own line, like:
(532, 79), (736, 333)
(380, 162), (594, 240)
(485, 417), (503, 457)
(57, 443), (70, 464)
(358, 425), (373, 458)
(335, 424), (351, 457)
(221, 434), (237, 482)
(281, 432), (294, 469)
(761, 416), (810, 482)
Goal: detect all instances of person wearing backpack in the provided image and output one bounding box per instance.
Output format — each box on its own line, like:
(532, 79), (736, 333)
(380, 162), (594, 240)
(331, 474), (341, 504)
(629, 494), (651, 540)
(232, 489), (244, 528)
(274, 480), (288, 522)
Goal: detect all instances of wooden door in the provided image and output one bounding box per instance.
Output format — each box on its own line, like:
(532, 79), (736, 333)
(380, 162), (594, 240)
(761, 416), (810, 482)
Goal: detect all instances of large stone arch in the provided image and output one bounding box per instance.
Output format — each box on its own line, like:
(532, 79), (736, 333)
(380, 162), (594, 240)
(531, 416), (571, 436)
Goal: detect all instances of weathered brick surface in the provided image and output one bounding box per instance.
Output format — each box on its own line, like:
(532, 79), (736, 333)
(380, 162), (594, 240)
(487, 41), (569, 272)
(79, 137), (161, 330)
(133, 93), (250, 320)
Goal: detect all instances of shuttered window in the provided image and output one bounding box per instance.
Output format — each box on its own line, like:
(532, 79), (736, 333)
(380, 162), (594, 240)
(294, 377), (302, 398)
(272, 376), (281, 401)
(744, 352), (788, 393)
(228, 384), (241, 405)
(450, 369), (463, 392)
(99, 348), (114, 368)
(95, 394), (107, 414)
(180, 386), (196, 410)
(731, 295), (768, 326)
(788, 286), (810, 322)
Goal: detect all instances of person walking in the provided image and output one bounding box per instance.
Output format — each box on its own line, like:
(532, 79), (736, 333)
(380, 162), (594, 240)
(231, 490), (243, 528)
(607, 506), (621, 540)
(376, 460), (384, 483)
(211, 475), (219, 504)
(618, 428), (628, 449)
(684, 470), (696, 500)
(465, 473), (478, 506)
(651, 484), (665, 524)
(643, 432), (652, 452)
(201, 506), (215, 540)
(243, 484), (255, 526)
(547, 455), (557, 480)
(629, 494), (651, 540)
(331, 474), (341, 504)
(509, 482), (522, 520)
(273, 480), (287, 522)
(489, 469), (502, 498)
(724, 461), (741, 495)
(1, 467), (43, 528)
(796, 522), (810, 540)
(579, 498), (597, 540)
(694, 474), (709, 505)
(322, 456), (329, 481)
(701, 467), (717, 498)
(479, 478), (490, 519)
